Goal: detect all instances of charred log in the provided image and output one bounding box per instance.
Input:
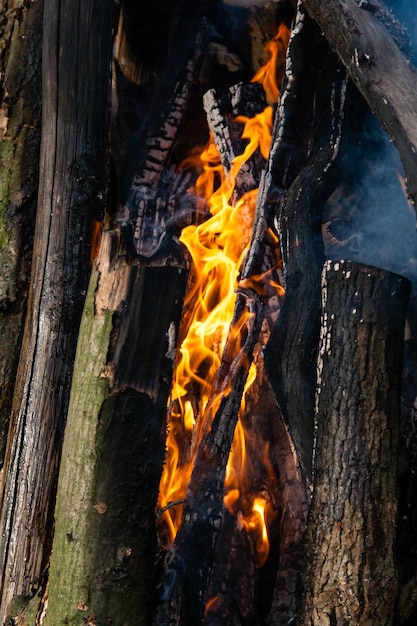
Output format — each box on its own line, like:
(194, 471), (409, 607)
(0, 0), (41, 468)
(155, 293), (263, 626)
(264, 7), (348, 477)
(0, 0), (113, 619)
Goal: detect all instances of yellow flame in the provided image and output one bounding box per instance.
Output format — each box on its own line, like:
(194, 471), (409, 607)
(158, 25), (289, 558)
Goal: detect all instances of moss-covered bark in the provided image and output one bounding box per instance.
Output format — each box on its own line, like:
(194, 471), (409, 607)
(42, 231), (187, 624)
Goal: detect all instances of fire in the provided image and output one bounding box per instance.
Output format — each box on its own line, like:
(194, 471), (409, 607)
(158, 24), (289, 563)
(90, 219), (102, 266)
(252, 23), (291, 104)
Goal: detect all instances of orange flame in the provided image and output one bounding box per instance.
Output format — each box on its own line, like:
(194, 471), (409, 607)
(252, 23), (291, 104)
(158, 25), (289, 562)
(90, 219), (102, 266)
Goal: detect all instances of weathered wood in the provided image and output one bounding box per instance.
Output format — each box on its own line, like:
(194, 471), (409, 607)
(0, 0), (41, 469)
(299, 260), (409, 626)
(300, 0), (417, 208)
(0, 0), (113, 619)
(43, 231), (187, 624)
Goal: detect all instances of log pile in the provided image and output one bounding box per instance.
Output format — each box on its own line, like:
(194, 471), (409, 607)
(2, 1), (417, 624)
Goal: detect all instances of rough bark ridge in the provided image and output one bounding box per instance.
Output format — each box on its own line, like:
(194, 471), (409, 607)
(0, 0), (113, 620)
(300, 260), (409, 626)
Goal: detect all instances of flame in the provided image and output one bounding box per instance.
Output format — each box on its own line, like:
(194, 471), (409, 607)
(90, 219), (102, 266)
(252, 23), (291, 104)
(158, 25), (288, 561)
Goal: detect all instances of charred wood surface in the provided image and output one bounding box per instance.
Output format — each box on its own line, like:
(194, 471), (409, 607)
(301, 0), (417, 208)
(0, 0), (113, 619)
(155, 293), (263, 626)
(264, 8), (347, 477)
(116, 1), (216, 255)
(299, 260), (409, 626)
(0, 0), (41, 468)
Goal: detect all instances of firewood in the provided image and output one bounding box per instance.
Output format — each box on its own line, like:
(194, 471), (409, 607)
(0, 1), (114, 619)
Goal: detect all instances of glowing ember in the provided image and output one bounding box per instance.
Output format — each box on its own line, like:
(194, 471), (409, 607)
(158, 24), (290, 563)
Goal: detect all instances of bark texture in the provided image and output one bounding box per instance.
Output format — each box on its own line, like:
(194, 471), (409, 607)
(299, 260), (409, 626)
(265, 7), (347, 477)
(0, 0), (113, 620)
(0, 0), (41, 469)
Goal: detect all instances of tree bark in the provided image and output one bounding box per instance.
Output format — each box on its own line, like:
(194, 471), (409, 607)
(299, 260), (409, 626)
(301, 0), (417, 208)
(0, 0), (113, 620)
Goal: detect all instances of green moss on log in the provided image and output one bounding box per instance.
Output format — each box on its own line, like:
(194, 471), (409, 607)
(41, 266), (113, 625)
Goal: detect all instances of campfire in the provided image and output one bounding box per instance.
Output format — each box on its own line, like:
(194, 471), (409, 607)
(157, 22), (290, 560)
(2, 1), (417, 625)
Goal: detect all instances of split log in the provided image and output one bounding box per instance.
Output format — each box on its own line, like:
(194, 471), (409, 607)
(203, 83), (266, 189)
(0, 0), (113, 620)
(0, 0), (41, 468)
(43, 231), (188, 624)
(299, 260), (409, 625)
(115, 0), (214, 255)
(301, 0), (417, 208)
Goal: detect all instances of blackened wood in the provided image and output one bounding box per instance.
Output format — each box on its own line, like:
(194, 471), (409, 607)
(116, 1), (217, 256)
(0, 0), (113, 619)
(154, 294), (263, 626)
(203, 85), (266, 195)
(0, 0), (41, 469)
(299, 260), (409, 626)
(205, 510), (258, 626)
(264, 7), (348, 477)
(301, 0), (417, 208)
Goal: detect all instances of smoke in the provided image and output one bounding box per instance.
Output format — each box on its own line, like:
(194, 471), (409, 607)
(323, 114), (417, 287)
(385, 0), (417, 63)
